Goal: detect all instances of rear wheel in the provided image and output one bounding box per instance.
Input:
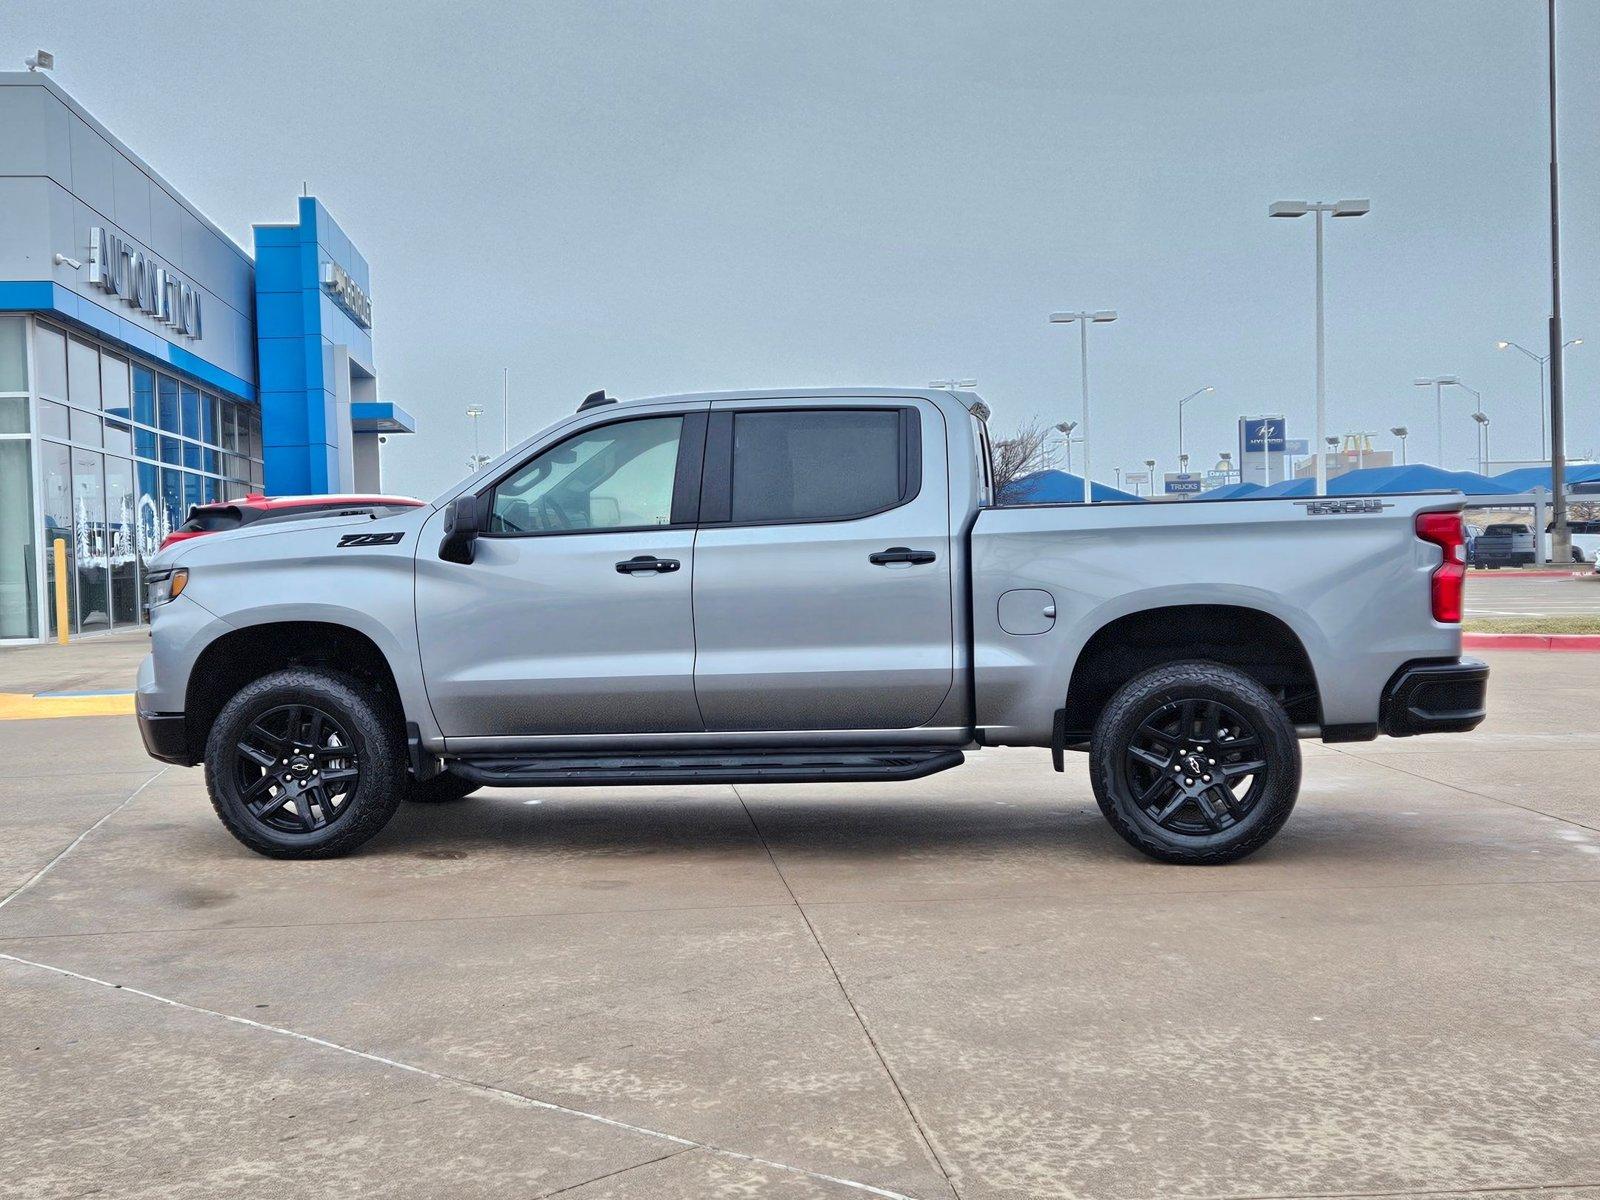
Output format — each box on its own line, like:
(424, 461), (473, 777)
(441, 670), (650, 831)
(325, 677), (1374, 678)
(204, 669), (406, 859)
(1089, 661), (1300, 865)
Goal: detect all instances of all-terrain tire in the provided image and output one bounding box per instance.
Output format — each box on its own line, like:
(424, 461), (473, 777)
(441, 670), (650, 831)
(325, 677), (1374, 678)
(204, 668), (408, 859)
(406, 772), (481, 804)
(1088, 660), (1300, 865)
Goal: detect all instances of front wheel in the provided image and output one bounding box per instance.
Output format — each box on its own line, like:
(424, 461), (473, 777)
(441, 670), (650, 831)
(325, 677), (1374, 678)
(1089, 661), (1300, 865)
(204, 669), (407, 859)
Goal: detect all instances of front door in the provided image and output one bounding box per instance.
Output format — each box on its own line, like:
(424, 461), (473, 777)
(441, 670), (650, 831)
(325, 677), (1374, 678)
(416, 406), (707, 740)
(690, 399), (955, 732)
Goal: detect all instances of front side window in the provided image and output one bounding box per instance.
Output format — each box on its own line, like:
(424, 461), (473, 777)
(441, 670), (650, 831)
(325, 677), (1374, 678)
(490, 416), (683, 534)
(729, 409), (906, 523)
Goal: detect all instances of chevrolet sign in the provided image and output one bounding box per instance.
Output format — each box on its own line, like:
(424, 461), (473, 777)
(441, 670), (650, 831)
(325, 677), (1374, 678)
(321, 261), (372, 328)
(87, 227), (202, 339)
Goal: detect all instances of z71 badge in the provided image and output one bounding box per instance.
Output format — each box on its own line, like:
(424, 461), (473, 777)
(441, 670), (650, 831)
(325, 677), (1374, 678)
(1302, 499), (1389, 515)
(337, 532), (405, 547)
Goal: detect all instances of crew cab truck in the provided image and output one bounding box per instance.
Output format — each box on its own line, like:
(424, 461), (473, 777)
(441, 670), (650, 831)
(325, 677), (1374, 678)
(136, 388), (1488, 865)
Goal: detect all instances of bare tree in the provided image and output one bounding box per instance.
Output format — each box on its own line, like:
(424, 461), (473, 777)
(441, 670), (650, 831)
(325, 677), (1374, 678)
(991, 417), (1061, 504)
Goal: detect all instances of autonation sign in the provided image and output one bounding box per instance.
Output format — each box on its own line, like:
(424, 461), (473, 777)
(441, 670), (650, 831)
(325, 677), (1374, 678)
(87, 227), (202, 339)
(320, 260), (372, 329)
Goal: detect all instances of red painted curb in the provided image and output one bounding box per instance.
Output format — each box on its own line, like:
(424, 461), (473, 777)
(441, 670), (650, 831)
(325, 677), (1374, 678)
(1463, 632), (1600, 652)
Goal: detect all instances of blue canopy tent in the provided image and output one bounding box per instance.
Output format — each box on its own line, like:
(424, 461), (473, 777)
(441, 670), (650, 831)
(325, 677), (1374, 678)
(1327, 464), (1517, 496)
(1493, 463), (1600, 492)
(1004, 469), (1145, 504)
(1253, 477), (1316, 497)
(1200, 481), (1264, 500)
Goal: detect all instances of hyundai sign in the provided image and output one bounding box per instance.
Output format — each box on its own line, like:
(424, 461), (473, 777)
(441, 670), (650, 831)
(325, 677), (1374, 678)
(1241, 417), (1287, 452)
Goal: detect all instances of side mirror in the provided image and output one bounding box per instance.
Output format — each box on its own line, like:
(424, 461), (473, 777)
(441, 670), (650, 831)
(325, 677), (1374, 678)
(439, 495), (482, 564)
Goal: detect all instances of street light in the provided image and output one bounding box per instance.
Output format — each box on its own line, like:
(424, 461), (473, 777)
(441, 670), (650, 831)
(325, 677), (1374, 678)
(1053, 421), (1081, 473)
(1496, 338), (1582, 460)
(1270, 197), (1371, 495)
(1176, 386), (1215, 471)
(1049, 309), (1118, 503)
(1471, 411), (1491, 474)
(1143, 457), (1156, 498)
(1413, 376), (1459, 467)
(930, 378), (977, 391)
(1391, 425), (1409, 464)
(465, 404), (486, 472)
(1451, 382), (1485, 472)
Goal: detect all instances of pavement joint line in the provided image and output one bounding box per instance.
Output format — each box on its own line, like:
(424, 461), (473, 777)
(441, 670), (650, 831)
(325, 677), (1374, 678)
(0, 950), (930, 1200)
(1327, 745), (1600, 835)
(731, 784), (964, 1200)
(529, 1146), (696, 1198)
(0, 765), (168, 914)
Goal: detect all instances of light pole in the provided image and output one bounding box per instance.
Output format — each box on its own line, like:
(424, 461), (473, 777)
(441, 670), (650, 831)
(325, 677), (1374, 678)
(1496, 338), (1581, 460)
(1049, 309), (1117, 502)
(501, 367), (510, 454)
(1144, 457), (1156, 498)
(1472, 411), (1491, 474)
(1413, 376), (1459, 467)
(930, 377), (977, 392)
(1114, 467), (1123, 489)
(465, 404), (485, 472)
(1053, 421), (1081, 473)
(1391, 426), (1409, 464)
(1546, 0), (1570, 561)
(1269, 198), (1371, 495)
(1452, 382), (1484, 472)
(1176, 386), (1215, 471)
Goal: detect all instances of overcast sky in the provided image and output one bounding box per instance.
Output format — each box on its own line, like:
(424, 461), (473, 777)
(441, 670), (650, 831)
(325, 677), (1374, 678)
(10, 0), (1599, 493)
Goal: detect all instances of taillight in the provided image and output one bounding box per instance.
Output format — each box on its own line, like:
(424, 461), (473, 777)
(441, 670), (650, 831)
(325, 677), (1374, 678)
(1416, 511), (1465, 623)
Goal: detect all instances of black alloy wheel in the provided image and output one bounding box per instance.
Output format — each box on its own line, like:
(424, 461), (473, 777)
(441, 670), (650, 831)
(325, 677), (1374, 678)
(1123, 697), (1267, 837)
(232, 703), (361, 834)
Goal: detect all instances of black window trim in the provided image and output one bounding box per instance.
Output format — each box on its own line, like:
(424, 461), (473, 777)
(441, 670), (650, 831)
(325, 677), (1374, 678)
(697, 404), (923, 529)
(475, 409), (708, 540)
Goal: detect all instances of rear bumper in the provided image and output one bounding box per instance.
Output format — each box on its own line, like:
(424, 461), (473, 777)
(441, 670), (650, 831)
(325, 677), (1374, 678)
(1379, 657), (1489, 737)
(137, 704), (195, 766)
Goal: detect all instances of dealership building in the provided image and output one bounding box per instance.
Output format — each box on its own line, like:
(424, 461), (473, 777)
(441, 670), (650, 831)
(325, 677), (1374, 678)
(0, 69), (414, 642)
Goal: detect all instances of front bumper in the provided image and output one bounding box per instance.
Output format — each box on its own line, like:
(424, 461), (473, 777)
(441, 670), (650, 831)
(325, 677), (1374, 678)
(1379, 657), (1489, 737)
(137, 703), (195, 766)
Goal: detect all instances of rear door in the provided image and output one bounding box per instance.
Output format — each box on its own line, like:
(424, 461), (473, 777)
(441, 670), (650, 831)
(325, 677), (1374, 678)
(416, 405), (708, 739)
(690, 398), (955, 732)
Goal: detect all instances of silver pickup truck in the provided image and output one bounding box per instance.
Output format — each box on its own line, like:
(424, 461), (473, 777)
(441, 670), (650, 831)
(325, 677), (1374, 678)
(136, 388), (1487, 864)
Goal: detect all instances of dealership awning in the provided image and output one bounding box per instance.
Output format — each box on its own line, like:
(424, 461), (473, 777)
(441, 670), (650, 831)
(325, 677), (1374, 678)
(350, 401), (416, 434)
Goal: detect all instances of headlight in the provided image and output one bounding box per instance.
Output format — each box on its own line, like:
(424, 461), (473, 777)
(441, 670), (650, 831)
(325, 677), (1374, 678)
(146, 567), (189, 608)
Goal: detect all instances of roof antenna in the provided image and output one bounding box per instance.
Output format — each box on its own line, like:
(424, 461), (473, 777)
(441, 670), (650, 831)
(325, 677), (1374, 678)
(578, 389), (616, 412)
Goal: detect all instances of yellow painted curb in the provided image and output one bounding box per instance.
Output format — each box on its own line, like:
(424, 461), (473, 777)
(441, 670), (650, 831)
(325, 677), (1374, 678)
(0, 692), (136, 720)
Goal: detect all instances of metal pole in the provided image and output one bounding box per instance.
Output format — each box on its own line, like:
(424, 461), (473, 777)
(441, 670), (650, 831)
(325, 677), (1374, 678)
(1314, 206), (1326, 495)
(1539, 356), (1548, 461)
(1079, 318), (1091, 504)
(1548, 0), (1571, 562)
(1435, 382), (1444, 467)
(501, 367), (509, 454)
(1400, 435), (1407, 464)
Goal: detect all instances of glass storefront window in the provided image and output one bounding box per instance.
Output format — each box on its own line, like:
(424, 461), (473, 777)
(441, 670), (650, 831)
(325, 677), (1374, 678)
(135, 425), (156, 459)
(136, 461), (163, 586)
(181, 472), (201, 517)
(180, 384), (202, 440)
(158, 375), (180, 432)
(0, 316), (26, 392)
(159, 435), (181, 465)
(182, 441), (201, 471)
(40, 401), (70, 440)
(106, 457), (139, 628)
(102, 354), (131, 421)
(72, 448), (109, 633)
(70, 409), (103, 448)
(40, 441), (74, 639)
(0, 441), (37, 638)
(159, 469), (183, 540)
(133, 365), (155, 426)
(34, 325), (67, 400)
(68, 338), (101, 410)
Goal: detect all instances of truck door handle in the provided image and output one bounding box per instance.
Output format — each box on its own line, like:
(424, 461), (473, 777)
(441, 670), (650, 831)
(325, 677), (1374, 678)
(615, 555), (680, 574)
(869, 547), (937, 566)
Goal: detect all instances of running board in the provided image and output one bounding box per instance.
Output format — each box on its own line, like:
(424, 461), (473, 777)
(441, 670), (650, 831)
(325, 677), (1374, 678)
(449, 746), (966, 787)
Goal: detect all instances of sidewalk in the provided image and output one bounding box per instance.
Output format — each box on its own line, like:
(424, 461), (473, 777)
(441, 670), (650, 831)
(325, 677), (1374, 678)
(0, 630), (147, 697)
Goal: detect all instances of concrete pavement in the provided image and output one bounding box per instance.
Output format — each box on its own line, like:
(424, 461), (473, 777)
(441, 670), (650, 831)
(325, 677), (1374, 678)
(2, 646), (1599, 1198)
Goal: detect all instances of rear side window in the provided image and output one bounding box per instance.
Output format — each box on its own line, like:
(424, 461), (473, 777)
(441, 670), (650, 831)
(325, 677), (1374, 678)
(728, 409), (911, 523)
(178, 506), (242, 534)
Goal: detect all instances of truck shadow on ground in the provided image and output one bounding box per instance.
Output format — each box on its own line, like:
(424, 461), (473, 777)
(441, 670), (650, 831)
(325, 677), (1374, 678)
(356, 790), (1459, 869)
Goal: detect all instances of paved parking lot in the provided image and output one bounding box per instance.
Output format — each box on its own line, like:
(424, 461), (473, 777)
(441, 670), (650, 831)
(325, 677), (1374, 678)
(1466, 570), (1600, 618)
(3, 644), (1600, 1199)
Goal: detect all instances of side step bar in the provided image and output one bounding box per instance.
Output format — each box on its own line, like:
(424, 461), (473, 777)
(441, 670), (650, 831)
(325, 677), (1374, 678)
(450, 746), (966, 787)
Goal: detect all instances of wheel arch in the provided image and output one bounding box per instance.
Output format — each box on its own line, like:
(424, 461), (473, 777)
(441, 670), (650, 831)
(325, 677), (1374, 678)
(1061, 603), (1322, 741)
